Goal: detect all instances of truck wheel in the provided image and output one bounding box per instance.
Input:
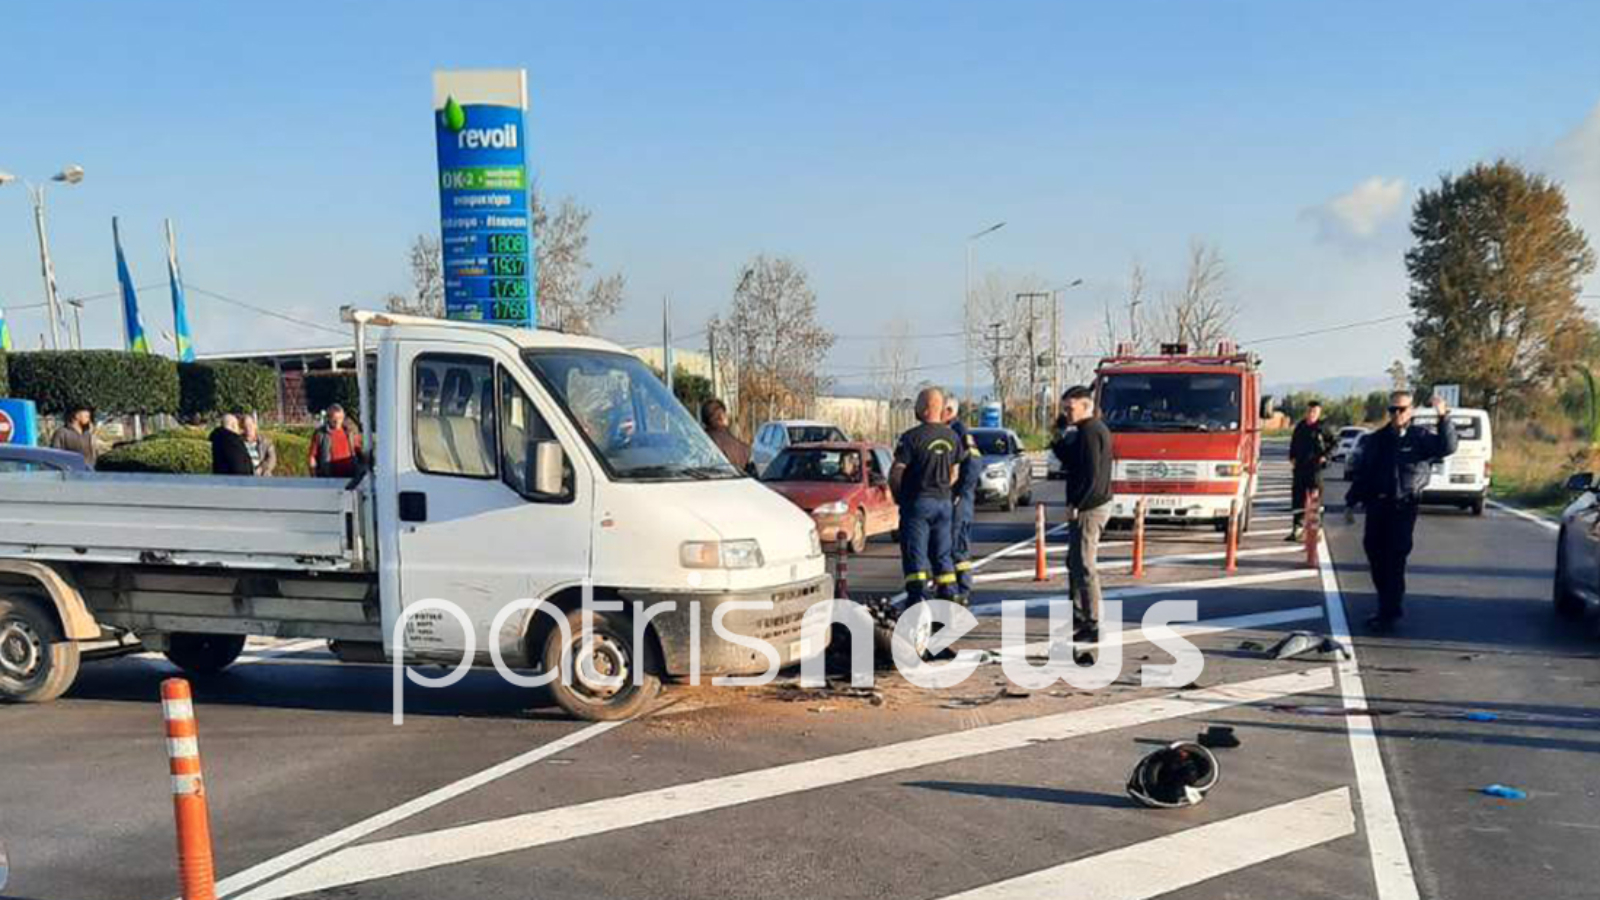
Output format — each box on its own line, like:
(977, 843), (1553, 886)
(0, 595), (81, 703)
(164, 633), (247, 675)
(1554, 537), (1587, 620)
(849, 511), (868, 554)
(542, 609), (660, 721)
(1471, 496), (1486, 517)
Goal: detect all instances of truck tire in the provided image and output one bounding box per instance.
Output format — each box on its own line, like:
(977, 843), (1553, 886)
(542, 608), (660, 721)
(164, 633), (248, 675)
(1470, 495), (1486, 517)
(0, 595), (81, 703)
(1554, 536), (1588, 620)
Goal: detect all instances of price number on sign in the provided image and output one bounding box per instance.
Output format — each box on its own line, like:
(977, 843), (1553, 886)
(491, 256), (527, 277)
(487, 233), (527, 255)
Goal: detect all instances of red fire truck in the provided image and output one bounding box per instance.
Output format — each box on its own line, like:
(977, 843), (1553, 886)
(1093, 341), (1270, 532)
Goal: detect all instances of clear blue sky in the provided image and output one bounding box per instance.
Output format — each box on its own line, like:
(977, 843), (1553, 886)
(2, 0), (1597, 388)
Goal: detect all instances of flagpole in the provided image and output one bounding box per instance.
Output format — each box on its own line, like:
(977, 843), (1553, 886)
(166, 218), (194, 362)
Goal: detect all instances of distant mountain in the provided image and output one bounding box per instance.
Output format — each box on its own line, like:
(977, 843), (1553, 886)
(1265, 375), (1390, 399)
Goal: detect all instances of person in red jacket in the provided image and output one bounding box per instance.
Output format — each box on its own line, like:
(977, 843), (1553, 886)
(308, 404), (363, 478)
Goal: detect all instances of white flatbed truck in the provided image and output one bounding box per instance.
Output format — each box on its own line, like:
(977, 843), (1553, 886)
(0, 311), (832, 719)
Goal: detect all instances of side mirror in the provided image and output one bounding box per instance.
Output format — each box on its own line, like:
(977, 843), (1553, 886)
(870, 473), (888, 488)
(1259, 394), (1277, 420)
(527, 440), (567, 497)
(1565, 472), (1595, 493)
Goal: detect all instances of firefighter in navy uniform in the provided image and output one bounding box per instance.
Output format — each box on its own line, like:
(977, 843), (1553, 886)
(944, 398), (981, 604)
(891, 387), (963, 602)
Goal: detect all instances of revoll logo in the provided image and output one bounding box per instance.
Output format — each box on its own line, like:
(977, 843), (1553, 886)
(441, 96), (466, 133)
(439, 95), (520, 150)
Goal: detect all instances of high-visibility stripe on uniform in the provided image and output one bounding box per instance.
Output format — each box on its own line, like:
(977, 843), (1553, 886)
(904, 571), (928, 584)
(954, 561), (974, 572)
(935, 572), (957, 585)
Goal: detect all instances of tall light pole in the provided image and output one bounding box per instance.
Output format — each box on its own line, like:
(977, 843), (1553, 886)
(0, 165), (85, 350)
(1049, 279), (1084, 423)
(964, 221), (1005, 408)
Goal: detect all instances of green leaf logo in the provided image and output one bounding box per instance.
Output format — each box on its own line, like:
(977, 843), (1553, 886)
(442, 96), (466, 132)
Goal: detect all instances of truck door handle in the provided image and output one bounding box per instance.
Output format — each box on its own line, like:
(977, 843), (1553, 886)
(398, 491), (428, 523)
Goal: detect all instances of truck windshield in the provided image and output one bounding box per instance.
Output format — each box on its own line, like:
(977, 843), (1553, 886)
(524, 350), (742, 481)
(1100, 373), (1242, 433)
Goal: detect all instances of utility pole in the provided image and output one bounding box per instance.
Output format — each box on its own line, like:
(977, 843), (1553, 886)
(964, 222), (1005, 409)
(662, 295), (674, 397)
(1017, 292), (1051, 430)
(66, 298), (84, 350)
(987, 321), (1009, 413)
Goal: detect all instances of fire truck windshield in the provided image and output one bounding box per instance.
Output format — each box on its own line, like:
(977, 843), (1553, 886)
(1100, 372), (1242, 433)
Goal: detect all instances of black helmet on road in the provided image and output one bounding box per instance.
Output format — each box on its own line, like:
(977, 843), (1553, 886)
(1127, 741), (1220, 809)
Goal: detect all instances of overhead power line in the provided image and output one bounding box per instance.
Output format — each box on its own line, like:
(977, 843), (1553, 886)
(185, 284), (348, 336)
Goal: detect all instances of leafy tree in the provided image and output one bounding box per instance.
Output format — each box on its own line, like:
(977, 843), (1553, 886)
(1406, 160), (1597, 419)
(714, 256), (835, 435)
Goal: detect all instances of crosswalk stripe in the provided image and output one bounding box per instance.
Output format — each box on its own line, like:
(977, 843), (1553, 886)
(937, 788), (1355, 900)
(234, 669), (1334, 900)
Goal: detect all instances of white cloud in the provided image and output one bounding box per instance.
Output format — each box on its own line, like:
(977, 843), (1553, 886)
(1302, 176), (1408, 246)
(1549, 100), (1600, 246)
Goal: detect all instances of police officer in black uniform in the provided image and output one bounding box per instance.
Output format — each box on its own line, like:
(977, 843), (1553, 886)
(891, 387), (963, 603)
(944, 398), (981, 603)
(1288, 400), (1336, 541)
(1345, 390), (1457, 631)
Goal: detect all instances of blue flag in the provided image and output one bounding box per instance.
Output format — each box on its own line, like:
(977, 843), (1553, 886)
(113, 217), (150, 354)
(165, 219), (195, 361)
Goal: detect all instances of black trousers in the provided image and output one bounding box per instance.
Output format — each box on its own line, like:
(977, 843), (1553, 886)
(1290, 465), (1323, 525)
(1362, 499), (1419, 619)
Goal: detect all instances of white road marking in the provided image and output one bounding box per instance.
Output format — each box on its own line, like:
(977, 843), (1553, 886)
(1486, 499), (1560, 532)
(209, 721), (621, 900)
(970, 568), (1319, 616)
(937, 788), (1355, 900)
(1319, 534), (1422, 900)
(995, 605), (1325, 659)
(235, 669), (1334, 900)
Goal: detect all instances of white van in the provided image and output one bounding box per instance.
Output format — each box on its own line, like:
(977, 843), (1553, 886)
(1411, 407), (1492, 516)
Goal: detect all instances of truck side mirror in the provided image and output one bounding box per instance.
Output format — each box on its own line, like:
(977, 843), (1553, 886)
(1259, 395), (1276, 420)
(527, 440), (567, 497)
(1565, 472), (1595, 493)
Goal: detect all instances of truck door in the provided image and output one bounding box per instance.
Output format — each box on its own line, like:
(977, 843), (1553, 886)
(387, 346), (591, 664)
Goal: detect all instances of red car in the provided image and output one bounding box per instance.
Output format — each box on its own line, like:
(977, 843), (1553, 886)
(762, 442), (899, 553)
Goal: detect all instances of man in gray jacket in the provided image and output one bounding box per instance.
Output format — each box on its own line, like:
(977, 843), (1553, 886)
(1345, 390), (1457, 631)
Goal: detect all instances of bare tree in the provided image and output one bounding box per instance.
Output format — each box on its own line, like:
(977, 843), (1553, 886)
(385, 235), (446, 316)
(533, 191), (626, 334)
(1155, 240), (1236, 349)
(871, 316), (918, 439)
(721, 255), (836, 435)
(966, 270), (1050, 409)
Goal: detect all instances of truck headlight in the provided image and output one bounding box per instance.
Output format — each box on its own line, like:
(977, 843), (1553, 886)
(814, 500), (849, 515)
(808, 528), (822, 558)
(1215, 462), (1243, 477)
(680, 539), (766, 569)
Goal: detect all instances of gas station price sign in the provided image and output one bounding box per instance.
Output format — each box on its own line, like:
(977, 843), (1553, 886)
(434, 70), (537, 327)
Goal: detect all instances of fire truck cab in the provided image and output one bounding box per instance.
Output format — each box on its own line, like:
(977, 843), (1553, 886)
(1094, 342), (1269, 532)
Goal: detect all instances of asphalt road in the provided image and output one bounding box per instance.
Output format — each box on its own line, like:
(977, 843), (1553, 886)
(1, 441), (1596, 900)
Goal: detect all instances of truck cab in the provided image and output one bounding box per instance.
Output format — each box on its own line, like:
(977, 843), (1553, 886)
(1094, 342), (1265, 532)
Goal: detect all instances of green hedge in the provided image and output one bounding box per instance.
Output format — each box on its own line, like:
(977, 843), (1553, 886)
(179, 361), (279, 419)
(0, 353), (9, 397)
(304, 371), (361, 421)
(8, 351), (179, 416)
(99, 428), (314, 477)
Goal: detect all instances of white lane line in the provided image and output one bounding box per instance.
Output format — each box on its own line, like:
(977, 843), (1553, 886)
(973, 545), (1305, 584)
(970, 568), (1319, 616)
(210, 721), (621, 900)
(995, 605), (1325, 659)
(938, 788), (1355, 900)
(1486, 499), (1559, 532)
(236, 669), (1334, 900)
(1319, 534), (1421, 900)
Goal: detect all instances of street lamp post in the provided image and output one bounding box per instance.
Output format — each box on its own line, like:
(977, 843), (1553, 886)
(0, 165), (86, 350)
(65, 299), (84, 350)
(964, 222), (1005, 409)
(1049, 279), (1085, 426)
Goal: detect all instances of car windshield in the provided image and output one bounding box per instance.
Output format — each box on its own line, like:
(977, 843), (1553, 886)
(1100, 373), (1243, 433)
(524, 350), (741, 481)
(788, 425), (847, 444)
(764, 448), (862, 483)
(972, 431), (1013, 456)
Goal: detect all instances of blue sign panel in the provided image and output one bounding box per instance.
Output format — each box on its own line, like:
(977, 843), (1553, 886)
(0, 399), (40, 447)
(435, 93), (536, 327)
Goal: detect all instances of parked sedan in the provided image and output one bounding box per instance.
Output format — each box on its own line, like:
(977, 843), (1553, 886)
(1330, 426), (1368, 463)
(970, 427), (1033, 511)
(762, 442), (898, 553)
(1554, 471), (1600, 621)
(0, 445), (92, 473)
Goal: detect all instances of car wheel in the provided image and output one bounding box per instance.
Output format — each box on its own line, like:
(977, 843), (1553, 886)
(1002, 489), (1016, 513)
(164, 633), (248, 675)
(849, 510), (868, 554)
(0, 595), (81, 703)
(542, 608), (661, 721)
(1554, 534), (1588, 620)
(1470, 496), (1486, 517)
